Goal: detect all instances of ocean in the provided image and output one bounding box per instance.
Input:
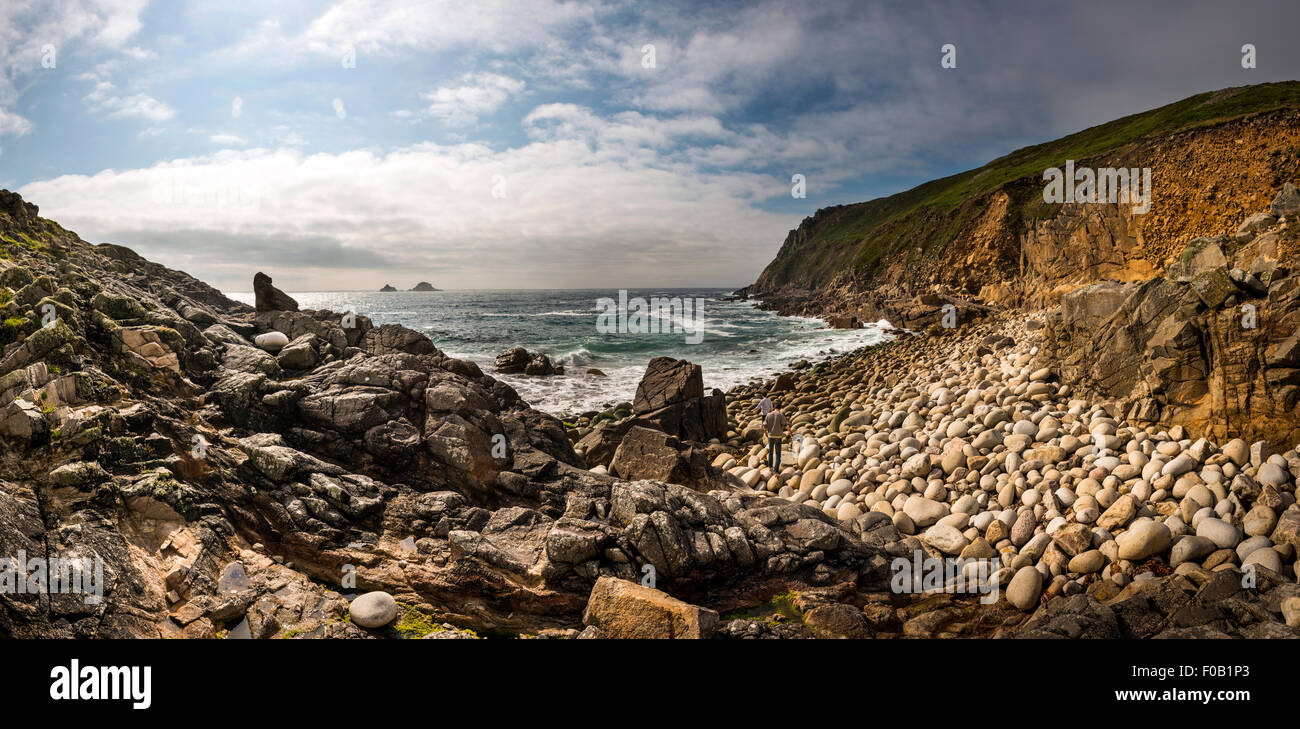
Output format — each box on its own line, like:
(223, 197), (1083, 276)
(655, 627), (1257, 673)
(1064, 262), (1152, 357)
(226, 289), (894, 415)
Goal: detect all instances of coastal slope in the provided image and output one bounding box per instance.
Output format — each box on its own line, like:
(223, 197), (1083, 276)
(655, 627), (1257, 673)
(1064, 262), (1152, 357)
(744, 82), (1300, 446)
(745, 82), (1300, 320)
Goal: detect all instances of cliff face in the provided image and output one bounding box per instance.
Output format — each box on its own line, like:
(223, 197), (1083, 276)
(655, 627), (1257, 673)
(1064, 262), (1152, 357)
(746, 83), (1300, 326)
(1042, 190), (1300, 447)
(744, 83), (1300, 447)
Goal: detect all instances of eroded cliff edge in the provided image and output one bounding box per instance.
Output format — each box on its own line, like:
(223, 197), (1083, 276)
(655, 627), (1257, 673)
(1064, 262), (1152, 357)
(741, 82), (1300, 447)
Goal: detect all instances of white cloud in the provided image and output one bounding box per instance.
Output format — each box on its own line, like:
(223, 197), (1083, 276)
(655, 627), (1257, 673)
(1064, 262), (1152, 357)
(209, 133), (246, 146)
(302, 0), (595, 55)
(270, 125), (309, 148)
(83, 80), (176, 122)
(18, 125), (796, 291)
(611, 5), (807, 114)
(523, 104), (731, 154)
(418, 73), (525, 126)
(0, 106), (32, 136)
(122, 45), (157, 60)
(0, 0), (150, 136)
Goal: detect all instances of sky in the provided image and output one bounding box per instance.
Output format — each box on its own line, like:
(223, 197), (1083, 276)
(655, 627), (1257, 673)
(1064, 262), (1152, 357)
(0, 0), (1297, 292)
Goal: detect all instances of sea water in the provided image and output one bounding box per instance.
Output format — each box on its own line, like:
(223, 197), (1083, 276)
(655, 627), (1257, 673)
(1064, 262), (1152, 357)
(228, 288), (894, 415)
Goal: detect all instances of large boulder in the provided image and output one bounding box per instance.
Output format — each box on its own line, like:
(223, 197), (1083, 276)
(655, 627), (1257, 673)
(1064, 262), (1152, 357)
(493, 347), (560, 375)
(253, 272), (299, 313)
(582, 576), (719, 639)
(523, 353), (560, 376)
(634, 357), (704, 411)
(631, 357), (726, 442)
(493, 347), (530, 373)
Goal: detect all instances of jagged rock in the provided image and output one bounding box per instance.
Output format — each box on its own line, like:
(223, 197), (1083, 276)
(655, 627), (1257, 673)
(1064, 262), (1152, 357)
(492, 346), (560, 375)
(276, 334), (319, 370)
(608, 425), (740, 492)
(48, 461), (110, 488)
(1270, 182), (1299, 217)
(1013, 595), (1120, 638)
(635, 357), (703, 411)
(524, 353), (559, 376)
(0, 399), (47, 441)
(91, 291), (147, 320)
(1271, 505), (1300, 550)
(362, 324), (438, 356)
(1043, 211), (1300, 445)
(573, 417), (659, 468)
(223, 344), (281, 376)
(114, 326), (180, 372)
(631, 357), (726, 442)
(493, 347), (530, 373)
(253, 272), (298, 312)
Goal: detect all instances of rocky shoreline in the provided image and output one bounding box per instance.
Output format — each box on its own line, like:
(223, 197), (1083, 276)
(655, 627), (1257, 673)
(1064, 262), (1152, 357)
(1, 185), (1298, 639)
(561, 186), (1300, 637)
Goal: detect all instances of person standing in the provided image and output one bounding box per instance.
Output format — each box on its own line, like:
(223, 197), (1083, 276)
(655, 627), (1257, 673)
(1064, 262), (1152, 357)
(758, 396), (773, 417)
(764, 405), (788, 471)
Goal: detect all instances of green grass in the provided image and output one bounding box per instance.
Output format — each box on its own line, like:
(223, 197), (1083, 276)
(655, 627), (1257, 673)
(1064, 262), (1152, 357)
(1, 316), (30, 344)
(0, 231), (46, 252)
(758, 81), (1300, 288)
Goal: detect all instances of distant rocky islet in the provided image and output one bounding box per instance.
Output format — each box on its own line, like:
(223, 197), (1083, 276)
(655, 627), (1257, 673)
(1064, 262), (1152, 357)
(379, 282), (440, 292)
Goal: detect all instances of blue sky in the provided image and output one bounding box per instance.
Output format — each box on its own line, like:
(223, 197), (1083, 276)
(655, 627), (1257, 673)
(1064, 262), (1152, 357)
(1, 0), (1297, 291)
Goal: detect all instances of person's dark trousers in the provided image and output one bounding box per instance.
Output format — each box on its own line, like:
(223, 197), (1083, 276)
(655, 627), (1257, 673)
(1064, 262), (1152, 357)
(767, 437), (782, 470)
